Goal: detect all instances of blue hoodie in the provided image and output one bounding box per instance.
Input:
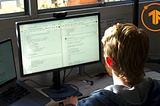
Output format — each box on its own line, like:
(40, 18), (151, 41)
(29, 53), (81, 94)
(65, 77), (160, 106)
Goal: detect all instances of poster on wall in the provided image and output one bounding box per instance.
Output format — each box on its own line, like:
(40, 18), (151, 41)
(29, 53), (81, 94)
(101, 17), (126, 37)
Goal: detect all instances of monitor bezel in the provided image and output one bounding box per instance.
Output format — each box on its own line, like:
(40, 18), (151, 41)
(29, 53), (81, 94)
(16, 12), (101, 77)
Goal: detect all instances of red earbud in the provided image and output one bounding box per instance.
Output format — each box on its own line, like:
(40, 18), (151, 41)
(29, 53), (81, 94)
(106, 57), (112, 66)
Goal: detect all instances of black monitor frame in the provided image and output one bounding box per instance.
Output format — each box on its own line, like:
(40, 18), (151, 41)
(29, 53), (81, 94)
(16, 12), (101, 101)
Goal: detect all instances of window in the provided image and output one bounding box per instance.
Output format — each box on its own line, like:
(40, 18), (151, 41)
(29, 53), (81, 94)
(0, 0), (153, 17)
(0, 0), (25, 14)
(37, 0), (125, 10)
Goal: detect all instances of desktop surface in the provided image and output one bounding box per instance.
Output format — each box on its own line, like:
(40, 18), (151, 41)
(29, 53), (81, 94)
(34, 69), (160, 106)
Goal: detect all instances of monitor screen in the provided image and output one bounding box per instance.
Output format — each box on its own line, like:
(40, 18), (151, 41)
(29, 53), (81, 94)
(16, 12), (101, 77)
(0, 39), (16, 86)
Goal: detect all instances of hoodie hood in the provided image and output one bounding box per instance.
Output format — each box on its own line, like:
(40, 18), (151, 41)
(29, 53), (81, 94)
(104, 77), (155, 104)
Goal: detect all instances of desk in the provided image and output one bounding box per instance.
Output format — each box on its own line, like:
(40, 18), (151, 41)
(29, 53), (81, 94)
(35, 70), (160, 106)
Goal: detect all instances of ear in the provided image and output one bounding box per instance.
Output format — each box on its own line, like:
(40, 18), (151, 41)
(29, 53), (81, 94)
(105, 57), (113, 67)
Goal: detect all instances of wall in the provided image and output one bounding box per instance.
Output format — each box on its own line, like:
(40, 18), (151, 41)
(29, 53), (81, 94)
(138, 1), (160, 72)
(0, 0), (159, 87)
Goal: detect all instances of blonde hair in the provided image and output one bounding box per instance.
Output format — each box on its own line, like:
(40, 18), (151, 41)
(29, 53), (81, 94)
(102, 23), (149, 85)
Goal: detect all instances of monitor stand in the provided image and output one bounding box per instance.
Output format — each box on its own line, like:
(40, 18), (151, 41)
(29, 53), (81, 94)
(42, 70), (83, 101)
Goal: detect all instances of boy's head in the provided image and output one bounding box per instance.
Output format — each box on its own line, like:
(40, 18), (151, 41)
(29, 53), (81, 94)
(102, 23), (149, 85)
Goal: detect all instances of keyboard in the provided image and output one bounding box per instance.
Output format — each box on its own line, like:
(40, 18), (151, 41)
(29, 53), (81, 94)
(0, 83), (31, 106)
(59, 96), (89, 106)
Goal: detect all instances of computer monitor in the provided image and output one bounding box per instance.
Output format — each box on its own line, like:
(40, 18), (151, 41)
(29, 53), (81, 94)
(0, 39), (17, 87)
(16, 12), (101, 101)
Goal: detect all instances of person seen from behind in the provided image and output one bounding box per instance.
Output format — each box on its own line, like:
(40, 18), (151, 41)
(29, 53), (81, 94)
(63, 23), (160, 106)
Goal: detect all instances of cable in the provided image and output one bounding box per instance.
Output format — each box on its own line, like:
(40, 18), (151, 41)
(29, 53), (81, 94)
(60, 68), (73, 84)
(64, 68), (73, 82)
(63, 69), (66, 84)
(23, 70), (63, 88)
(67, 84), (80, 95)
(84, 71), (94, 78)
(75, 79), (94, 86)
(22, 79), (48, 87)
(49, 84), (80, 97)
(100, 62), (108, 73)
(84, 71), (107, 78)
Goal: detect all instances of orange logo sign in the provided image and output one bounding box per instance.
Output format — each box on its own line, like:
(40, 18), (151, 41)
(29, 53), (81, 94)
(149, 10), (160, 25)
(141, 3), (160, 32)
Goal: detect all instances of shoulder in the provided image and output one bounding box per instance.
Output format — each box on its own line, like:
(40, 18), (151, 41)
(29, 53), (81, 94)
(140, 77), (160, 105)
(157, 80), (160, 84)
(77, 89), (128, 106)
(146, 77), (160, 86)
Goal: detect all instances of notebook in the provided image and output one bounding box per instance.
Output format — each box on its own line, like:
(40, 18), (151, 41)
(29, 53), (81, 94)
(0, 38), (51, 106)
